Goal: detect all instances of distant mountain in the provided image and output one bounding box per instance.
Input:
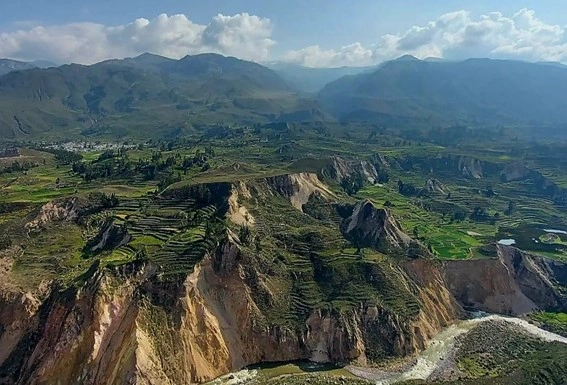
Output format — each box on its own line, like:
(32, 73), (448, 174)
(0, 59), (36, 76)
(30, 60), (58, 68)
(536, 61), (567, 69)
(318, 56), (567, 126)
(0, 53), (330, 139)
(267, 62), (373, 93)
(0, 59), (57, 76)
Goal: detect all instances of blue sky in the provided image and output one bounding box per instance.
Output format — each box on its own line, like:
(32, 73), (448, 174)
(1, 0), (567, 66)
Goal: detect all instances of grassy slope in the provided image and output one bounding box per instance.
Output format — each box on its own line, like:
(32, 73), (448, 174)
(2, 123), (567, 290)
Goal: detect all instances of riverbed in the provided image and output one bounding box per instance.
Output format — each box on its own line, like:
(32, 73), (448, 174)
(348, 314), (567, 384)
(209, 314), (567, 385)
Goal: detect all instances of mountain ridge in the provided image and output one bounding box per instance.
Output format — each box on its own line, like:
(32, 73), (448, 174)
(0, 53), (332, 139)
(318, 57), (567, 126)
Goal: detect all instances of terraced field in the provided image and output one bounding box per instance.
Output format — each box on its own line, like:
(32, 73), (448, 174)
(355, 160), (567, 261)
(94, 197), (221, 275)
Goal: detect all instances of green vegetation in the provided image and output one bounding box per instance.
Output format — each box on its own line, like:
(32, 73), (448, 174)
(529, 312), (567, 337)
(1, 118), (567, 288)
(450, 321), (567, 385)
(318, 57), (567, 132)
(2, 53), (567, 385)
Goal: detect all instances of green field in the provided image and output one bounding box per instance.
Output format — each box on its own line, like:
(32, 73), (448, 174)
(1, 123), (567, 290)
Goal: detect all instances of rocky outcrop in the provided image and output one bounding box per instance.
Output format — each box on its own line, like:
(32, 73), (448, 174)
(24, 198), (79, 233)
(341, 200), (424, 257)
(227, 182), (255, 227)
(0, 261), (146, 385)
(393, 155), (501, 180)
(320, 156), (381, 184)
(443, 245), (567, 315)
(422, 178), (448, 195)
(265, 173), (335, 211)
(457, 156), (485, 179)
(500, 161), (532, 182)
(164, 173), (335, 213)
(87, 218), (131, 253)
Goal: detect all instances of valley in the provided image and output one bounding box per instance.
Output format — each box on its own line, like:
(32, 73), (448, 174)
(1, 121), (566, 385)
(0, 54), (566, 385)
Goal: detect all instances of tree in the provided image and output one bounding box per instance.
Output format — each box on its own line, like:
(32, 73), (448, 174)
(470, 206), (490, 221)
(505, 200), (516, 215)
(484, 186), (496, 197)
(341, 173), (365, 196)
(239, 226), (252, 246)
(413, 226), (420, 239)
(101, 193), (119, 208)
(0, 235), (12, 250)
(254, 236), (262, 251)
(398, 180), (418, 196)
(377, 170), (389, 184)
(453, 211), (467, 222)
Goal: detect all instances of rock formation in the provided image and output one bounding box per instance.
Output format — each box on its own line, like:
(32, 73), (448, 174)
(443, 245), (567, 315)
(340, 200), (425, 257)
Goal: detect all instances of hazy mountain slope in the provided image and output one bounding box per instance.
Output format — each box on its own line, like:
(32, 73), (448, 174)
(268, 62), (373, 93)
(0, 59), (37, 76)
(0, 54), (328, 139)
(318, 57), (567, 126)
(0, 59), (57, 76)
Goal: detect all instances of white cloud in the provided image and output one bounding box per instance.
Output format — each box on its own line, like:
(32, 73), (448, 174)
(284, 8), (567, 67)
(3, 8), (567, 68)
(0, 13), (274, 64)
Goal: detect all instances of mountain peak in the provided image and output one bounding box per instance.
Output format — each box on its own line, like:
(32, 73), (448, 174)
(394, 54), (421, 62)
(130, 52), (174, 66)
(134, 52), (167, 60)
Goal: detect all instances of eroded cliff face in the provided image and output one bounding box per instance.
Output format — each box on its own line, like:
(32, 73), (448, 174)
(0, 237), (461, 385)
(319, 156), (381, 185)
(0, 172), (466, 384)
(0, 261), (145, 385)
(443, 245), (567, 315)
(264, 173), (335, 211)
(341, 200), (427, 258)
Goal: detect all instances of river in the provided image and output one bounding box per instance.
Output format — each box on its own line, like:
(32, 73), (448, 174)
(349, 314), (567, 384)
(209, 314), (567, 385)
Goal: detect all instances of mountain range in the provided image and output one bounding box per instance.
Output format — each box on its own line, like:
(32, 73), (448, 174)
(1, 53), (567, 139)
(318, 56), (567, 127)
(265, 62), (373, 93)
(0, 53), (329, 138)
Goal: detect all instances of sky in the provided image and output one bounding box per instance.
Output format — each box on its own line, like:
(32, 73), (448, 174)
(1, 0), (567, 67)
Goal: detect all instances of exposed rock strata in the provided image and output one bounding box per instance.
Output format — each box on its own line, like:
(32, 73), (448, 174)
(0, 239), (460, 384)
(443, 245), (567, 315)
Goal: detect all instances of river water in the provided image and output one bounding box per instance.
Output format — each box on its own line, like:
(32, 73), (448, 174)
(350, 314), (567, 384)
(209, 314), (567, 385)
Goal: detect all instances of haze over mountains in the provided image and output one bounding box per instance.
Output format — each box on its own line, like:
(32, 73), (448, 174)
(1, 52), (567, 139)
(265, 62), (373, 93)
(318, 56), (567, 127)
(0, 59), (57, 76)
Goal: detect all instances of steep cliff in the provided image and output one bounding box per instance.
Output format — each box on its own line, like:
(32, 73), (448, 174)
(341, 200), (425, 257)
(0, 173), (464, 384)
(0, 242), (461, 384)
(319, 156), (381, 184)
(443, 245), (567, 315)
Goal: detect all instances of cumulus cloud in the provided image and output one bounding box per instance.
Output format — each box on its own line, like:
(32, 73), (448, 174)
(0, 13), (274, 64)
(283, 8), (567, 67)
(3, 8), (567, 68)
